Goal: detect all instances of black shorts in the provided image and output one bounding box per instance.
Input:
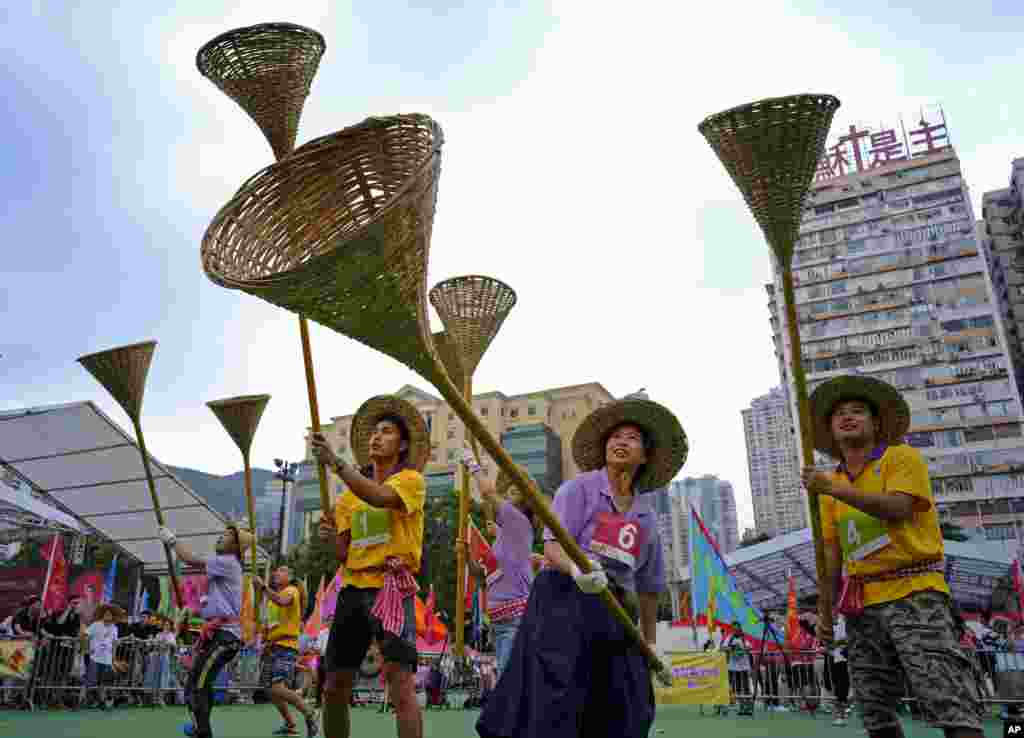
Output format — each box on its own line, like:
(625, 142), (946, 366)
(324, 586), (417, 673)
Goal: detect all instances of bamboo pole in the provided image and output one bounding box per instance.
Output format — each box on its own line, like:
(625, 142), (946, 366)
(780, 268), (832, 630)
(242, 452), (261, 623)
(299, 315), (332, 513)
(454, 377), (473, 660)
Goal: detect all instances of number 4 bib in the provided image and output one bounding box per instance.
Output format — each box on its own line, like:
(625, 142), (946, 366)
(838, 508), (890, 562)
(351, 508), (392, 549)
(590, 512), (642, 569)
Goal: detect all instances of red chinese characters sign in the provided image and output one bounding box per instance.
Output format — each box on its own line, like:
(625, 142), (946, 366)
(813, 111), (951, 182)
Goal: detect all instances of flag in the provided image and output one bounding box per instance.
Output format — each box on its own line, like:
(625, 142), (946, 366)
(102, 554), (118, 604)
(688, 505), (783, 647)
(1012, 559), (1024, 621)
(706, 576), (717, 636)
(240, 576), (256, 644)
(139, 588), (149, 616)
(423, 586), (446, 644)
(465, 518), (495, 610)
(785, 568), (800, 648)
(158, 576), (172, 617)
(41, 535), (68, 613)
(320, 566), (344, 622)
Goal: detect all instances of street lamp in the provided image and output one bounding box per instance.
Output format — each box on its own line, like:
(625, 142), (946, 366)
(273, 458), (299, 564)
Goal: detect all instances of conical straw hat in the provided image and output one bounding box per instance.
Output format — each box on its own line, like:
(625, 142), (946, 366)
(206, 394), (271, 456)
(77, 341), (157, 422)
(698, 94), (840, 265)
(350, 395), (430, 472)
(429, 276), (517, 377)
(196, 22), (326, 160)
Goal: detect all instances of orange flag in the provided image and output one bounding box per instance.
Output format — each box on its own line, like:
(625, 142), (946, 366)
(785, 568), (799, 649)
(303, 576), (326, 638)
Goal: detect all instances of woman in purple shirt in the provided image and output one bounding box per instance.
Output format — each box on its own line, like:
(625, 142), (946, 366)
(476, 397), (687, 738)
(462, 456), (539, 678)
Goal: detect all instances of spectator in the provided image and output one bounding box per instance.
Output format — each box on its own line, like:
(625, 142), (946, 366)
(81, 604), (119, 710)
(12, 596), (41, 637)
(724, 622), (754, 716)
(42, 596), (83, 639)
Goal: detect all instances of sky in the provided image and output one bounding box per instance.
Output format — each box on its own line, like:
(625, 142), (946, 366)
(2, 0), (1024, 534)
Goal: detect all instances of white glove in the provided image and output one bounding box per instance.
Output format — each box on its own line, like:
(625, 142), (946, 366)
(158, 526), (176, 546)
(652, 643), (673, 687)
(570, 559), (608, 594)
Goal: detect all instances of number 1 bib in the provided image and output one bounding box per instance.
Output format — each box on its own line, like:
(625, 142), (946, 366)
(351, 508), (392, 549)
(837, 507), (890, 562)
(590, 512), (642, 569)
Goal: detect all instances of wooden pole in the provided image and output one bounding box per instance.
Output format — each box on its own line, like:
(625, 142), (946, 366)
(132, 417), (184, 610)
(780, 266), (832, 635)
(299, 315), (332, 513)
(454, 378), (473, 660)
(432, 370), (666, 677)
(242, 452), (261, 626)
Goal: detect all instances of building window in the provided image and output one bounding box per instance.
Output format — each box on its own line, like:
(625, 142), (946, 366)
(528, 405), (536, 416)
(447, 429), (455, 440)
(510, 408), (519, 418)
(481, 406), (489, 416)
(449, 412), (454, 421)
(446, 449), (458, 461)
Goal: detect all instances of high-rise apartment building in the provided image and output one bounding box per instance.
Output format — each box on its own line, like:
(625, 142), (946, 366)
(742, 386), (805, 536)
(769, 116), (1024, 539)
(675, 475), (739, 556)
(982, 158), (1024, 388)
(645, 487), (676, 584)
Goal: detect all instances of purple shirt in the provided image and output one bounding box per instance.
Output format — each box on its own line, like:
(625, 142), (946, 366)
(202, 554), (242, 637)
(488, 500), (535, 603)
(543, 469), (664, 594)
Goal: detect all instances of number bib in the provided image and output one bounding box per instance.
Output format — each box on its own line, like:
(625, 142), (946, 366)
(837, 507), (890, 562)
(589, 512), (642, 569)
(351, 508), (392, 549)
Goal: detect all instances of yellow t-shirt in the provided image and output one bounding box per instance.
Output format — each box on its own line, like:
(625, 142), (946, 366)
(334, 468), (426, 589)
(820, 444), (948, 607)
(266, 584), (302, 650)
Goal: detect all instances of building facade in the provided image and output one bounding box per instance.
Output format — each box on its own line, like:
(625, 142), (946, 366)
(303, 382), (618, 517)
(770, 124), (1024, 539)
(742, 386), (805, 537)
(672, 475), (739, 559)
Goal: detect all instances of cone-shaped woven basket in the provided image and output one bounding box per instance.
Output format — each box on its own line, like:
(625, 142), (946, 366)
(697, 94), (839, 264)
(77, 341), (157, 421)
(201, 113), (444, 385)
(196, 22), (326, 161)
(206, 394), (271, 456)
(428, 275), (517, 378)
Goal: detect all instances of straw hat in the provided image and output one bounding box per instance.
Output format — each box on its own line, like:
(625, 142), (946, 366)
(225, 523), (257, 550)
(350, 395), (429, 472)
(571, 398), (688, 492)
(809, 374), (910, 458)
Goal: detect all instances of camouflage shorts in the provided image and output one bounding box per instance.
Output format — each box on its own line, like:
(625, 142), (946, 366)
(847, 589), (984, 732)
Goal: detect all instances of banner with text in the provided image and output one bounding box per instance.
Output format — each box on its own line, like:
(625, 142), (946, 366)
(0, 639), (35, 681)
(653, 651), (729, 705)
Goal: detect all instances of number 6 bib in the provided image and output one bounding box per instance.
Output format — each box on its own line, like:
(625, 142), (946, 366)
(590, 512), (643, 569)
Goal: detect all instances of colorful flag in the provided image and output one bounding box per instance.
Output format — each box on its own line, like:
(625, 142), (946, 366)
(687, 505), (783, 646)
(785, 568), (800, 648)
(465, 518), (496, 610)
(303, 576), (325, 638)
(320, 566), (344, 622)
(102, 554), (118, 604)
(41, 535), (68, 613)
(706, 577), (717, 636)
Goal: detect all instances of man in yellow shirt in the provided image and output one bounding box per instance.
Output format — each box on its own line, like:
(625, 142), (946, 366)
(256, 565), (317, 736)
(802, 374), (984, 738)
(311, 395), (429, 738)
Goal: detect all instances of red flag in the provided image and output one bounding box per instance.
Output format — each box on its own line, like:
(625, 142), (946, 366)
(465, 519), (496, 610)
(1012, 559), (1024, 620)
(42, 535), (68, 614)
(784, 568), (799, 649)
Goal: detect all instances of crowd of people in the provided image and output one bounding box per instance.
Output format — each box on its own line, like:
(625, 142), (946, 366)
(0, 372), (1007, 738)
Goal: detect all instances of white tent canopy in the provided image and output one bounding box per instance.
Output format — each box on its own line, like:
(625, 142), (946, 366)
(0, 401), (265, 573)
(0, 478), (84, 535)
(680, 527), (1014, 612)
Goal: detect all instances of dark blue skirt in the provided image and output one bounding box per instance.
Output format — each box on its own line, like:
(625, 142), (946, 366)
(476, 569), (655, 738)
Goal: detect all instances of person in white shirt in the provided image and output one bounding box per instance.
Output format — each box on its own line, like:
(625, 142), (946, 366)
(81, 604), (118, 709)
(827, 615), (850, 727)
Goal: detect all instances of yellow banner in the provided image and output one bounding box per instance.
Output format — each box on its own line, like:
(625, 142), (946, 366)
(0, 639), (35, 681)
(654, 651), (729, 705)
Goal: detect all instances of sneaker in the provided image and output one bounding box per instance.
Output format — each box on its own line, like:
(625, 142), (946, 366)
(833, 715), (848, 727)
(272, 726), (299, 737)
(181, 725), (196, 737)
(305, 714), (320, 737)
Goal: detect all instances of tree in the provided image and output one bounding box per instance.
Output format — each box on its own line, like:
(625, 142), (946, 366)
(940, 522), (970, 542)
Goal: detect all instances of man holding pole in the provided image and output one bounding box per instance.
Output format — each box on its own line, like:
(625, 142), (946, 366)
(157, 523), (250, 738)
(311, 395), (429, 738)
(476, 397), (685, 738)
(801, 375), (984, 738)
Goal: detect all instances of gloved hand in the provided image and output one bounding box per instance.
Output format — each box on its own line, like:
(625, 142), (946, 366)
(652, 643), (673, 688)
(158, 526), (177, 546)
(569, 558), (608, 595)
